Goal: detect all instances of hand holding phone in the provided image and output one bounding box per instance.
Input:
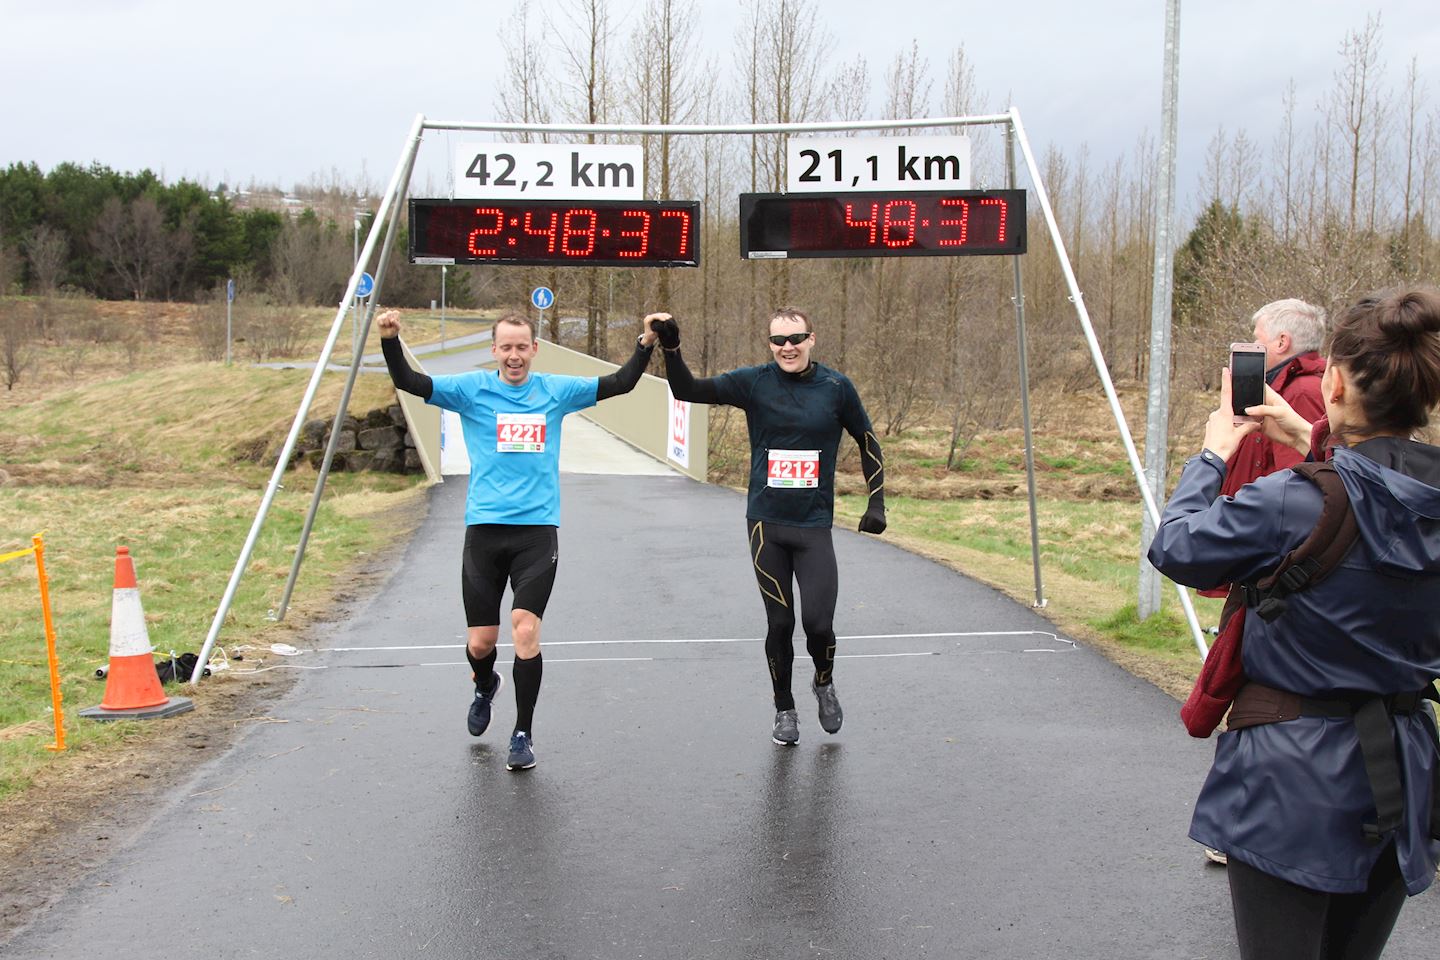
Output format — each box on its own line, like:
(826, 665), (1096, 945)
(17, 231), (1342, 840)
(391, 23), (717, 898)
(1229, 342), (1266, 423)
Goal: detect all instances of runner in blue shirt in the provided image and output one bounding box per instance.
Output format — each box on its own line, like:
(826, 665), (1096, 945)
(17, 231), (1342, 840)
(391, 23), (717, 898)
(654, 307), (886, 745)
(378, 308), (666, 770)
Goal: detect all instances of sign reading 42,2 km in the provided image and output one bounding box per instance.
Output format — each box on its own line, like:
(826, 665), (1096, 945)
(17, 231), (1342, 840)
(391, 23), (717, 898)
(454, 142), (644, 200)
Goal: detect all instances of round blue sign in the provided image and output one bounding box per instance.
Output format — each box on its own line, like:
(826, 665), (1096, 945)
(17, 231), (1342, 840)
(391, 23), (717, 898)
(530, 286), (554, 310)
(356, 272), (375, 299)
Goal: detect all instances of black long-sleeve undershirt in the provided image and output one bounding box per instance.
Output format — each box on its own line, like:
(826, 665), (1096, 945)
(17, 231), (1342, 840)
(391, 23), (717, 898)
(381, 335), (653, 402)
(596, 341), (654, 400)
(381, 336), (433, 400)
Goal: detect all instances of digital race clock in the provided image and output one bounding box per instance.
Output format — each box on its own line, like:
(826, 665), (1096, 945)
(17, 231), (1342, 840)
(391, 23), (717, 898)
(739, 190), (1026, 260)
(409, 199), (700, 268)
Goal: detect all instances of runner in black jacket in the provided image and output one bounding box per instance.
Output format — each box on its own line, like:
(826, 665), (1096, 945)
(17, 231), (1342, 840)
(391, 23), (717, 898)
(656, 308), (885, 745)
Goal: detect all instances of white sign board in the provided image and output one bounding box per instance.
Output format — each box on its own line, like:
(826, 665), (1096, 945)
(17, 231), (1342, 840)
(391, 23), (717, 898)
(455, 142), (644, 200)
(666, 389), (691, 469)
(786, 136), (971, 193)
(440, 410), (471, 476)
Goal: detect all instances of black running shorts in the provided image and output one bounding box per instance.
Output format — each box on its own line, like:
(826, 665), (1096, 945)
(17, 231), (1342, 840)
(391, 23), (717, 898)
(461, 524), (560, 627)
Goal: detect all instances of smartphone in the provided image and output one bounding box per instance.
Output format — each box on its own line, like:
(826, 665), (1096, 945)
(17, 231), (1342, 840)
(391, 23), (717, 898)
(1229, 342), (1266, 423)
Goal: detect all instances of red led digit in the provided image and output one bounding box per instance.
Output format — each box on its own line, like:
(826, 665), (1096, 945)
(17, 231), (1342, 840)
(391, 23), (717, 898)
(937, 198), (970, 247)
(467, 207), (504, 256)
(844, 202), (879, 245)
(560, 208), (597, 257)
(979, 197), (1007, 242)
(617, 209), (651, 258)
(660, 209), (690, 255)
(522, 210), (559, 253)
(881, 200), (917, 248)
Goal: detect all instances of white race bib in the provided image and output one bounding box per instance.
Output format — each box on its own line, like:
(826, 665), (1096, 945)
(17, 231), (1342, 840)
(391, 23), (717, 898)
(767, 449), (819, 488)
(496, 413), (547, 453)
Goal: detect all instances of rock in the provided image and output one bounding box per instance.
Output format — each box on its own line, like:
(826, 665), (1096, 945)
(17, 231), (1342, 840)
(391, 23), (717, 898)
(358, 426), (405, 451)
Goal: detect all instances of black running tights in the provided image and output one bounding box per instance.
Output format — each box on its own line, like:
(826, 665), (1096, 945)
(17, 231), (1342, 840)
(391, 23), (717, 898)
(747, 520), (838, 711)
(1227, 846), (1408, 960)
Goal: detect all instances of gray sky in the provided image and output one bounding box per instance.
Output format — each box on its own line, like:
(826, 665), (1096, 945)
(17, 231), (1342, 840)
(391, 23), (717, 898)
(2, 1), (1433, 218)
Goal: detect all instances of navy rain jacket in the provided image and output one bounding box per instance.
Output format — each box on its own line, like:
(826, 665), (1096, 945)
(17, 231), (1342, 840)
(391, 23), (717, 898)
(1149, 438), (1440, 894)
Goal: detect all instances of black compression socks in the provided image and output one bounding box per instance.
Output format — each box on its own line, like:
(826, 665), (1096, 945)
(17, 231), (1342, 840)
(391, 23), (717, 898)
(513, 651), (543, 733)
(467, 647), (498, 692)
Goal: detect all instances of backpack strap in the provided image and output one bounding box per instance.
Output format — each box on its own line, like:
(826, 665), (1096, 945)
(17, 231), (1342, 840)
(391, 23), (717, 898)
(1245, 462), (1361, 622)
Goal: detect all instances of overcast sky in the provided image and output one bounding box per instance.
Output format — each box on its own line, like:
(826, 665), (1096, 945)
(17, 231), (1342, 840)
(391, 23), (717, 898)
(2, 1), (1434, 219)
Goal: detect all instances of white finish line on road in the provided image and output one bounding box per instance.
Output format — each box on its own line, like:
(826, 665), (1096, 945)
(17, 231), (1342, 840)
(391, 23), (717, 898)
(318, 630), (1073, 653)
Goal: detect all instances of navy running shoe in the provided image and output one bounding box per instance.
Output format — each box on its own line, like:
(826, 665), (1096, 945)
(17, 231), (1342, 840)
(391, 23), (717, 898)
(771, 709), (799, 746)
(467, 672), (504, 737)
(812, 678), (843, 734)
(507, 731), (536, 770)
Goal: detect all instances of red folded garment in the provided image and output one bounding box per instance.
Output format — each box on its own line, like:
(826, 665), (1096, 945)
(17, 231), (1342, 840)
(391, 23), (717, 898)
(1181, 589), (1246, 737)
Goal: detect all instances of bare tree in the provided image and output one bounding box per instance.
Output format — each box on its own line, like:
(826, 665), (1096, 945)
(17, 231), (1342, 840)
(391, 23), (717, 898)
(23, 224), (68, 296)
(90, 195), (171, 300)
(1331, 13), (1384, 230)
(0, 303), (35, 390)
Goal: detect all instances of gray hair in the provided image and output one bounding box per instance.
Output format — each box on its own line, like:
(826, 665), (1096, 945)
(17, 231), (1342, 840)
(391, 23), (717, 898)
(1253, 299), (1327, 355)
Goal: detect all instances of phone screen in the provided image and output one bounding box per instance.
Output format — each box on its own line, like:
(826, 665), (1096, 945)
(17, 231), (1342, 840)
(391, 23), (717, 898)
(1230, 351), (1266, 416)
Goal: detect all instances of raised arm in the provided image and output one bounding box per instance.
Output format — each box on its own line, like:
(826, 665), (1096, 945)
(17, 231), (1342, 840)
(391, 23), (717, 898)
(595, 313), (664, 401)
(377, 310), (433, 400)
(655, 318), (725, 404)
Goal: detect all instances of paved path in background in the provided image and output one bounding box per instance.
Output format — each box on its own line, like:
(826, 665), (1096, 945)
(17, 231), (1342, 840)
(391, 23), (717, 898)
(8, 397), (1437, 959)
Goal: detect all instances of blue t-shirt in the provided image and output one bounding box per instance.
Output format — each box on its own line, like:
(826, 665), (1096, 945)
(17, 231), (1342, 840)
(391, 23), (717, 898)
(427, 370), (598, 526)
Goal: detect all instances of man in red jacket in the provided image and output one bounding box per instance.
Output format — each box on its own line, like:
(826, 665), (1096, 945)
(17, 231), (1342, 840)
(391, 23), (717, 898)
(1203, 298), (1327, 866)
(1219, 298), (1327, 497)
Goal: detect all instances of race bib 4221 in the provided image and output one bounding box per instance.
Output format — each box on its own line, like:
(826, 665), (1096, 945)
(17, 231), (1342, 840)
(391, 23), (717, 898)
(496, 413), (546, 452)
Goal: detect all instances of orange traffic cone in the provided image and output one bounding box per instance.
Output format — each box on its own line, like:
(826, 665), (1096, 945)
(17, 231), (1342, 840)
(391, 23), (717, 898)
(80, 547), (193, 721)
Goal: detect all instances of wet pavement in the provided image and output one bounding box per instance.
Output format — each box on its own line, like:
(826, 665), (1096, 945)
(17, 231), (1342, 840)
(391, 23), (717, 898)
(7, 453), (1438, 958)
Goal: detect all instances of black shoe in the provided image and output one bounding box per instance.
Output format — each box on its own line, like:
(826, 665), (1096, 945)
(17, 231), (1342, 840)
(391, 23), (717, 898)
(467, 672), (504, 737)
(506, 731), (536, 770)
(812, 678), (843, 734)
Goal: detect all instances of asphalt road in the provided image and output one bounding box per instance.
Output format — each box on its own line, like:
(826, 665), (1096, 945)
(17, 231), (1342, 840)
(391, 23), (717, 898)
(8, 448), (1438, 958)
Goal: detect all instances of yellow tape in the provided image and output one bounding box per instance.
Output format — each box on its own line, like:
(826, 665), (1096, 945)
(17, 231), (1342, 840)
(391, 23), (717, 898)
(0, 546), (37, 565)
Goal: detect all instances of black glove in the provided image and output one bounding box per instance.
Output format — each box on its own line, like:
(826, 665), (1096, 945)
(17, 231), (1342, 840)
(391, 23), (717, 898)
(652, 317), (680, 350)
(858, 504), (886, 535)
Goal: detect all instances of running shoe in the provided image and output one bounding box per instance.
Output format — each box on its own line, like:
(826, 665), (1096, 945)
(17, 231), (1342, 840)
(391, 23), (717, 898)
(812, 678), (843, 734)
(507, 731), (536, 770)
(467, 672), (504, 737)
(771, 709), (799, 746)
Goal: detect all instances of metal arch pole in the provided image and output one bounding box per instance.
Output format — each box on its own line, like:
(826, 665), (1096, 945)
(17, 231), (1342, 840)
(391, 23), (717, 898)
(1006, 121), (1045, 608)
(191, 113), (429, 686)
(274, 127), (422, 622)
(421, 114), (1015, 138)
(1007, 108), (1208, 659)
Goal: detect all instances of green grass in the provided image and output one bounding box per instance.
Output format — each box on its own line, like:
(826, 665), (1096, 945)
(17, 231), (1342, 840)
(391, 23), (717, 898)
(0, 362), (427, 801)
(835, 493), (1221, 671)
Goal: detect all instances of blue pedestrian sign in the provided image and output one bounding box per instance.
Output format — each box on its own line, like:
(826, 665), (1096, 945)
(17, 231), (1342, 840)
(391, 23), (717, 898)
(356, 272), (375, 299)
(531, 286), (554, 311)
(226, 278), (236, 303)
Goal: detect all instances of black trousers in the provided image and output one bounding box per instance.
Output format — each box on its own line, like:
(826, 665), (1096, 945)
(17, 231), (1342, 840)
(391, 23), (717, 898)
(1227, 845), (1408, 960)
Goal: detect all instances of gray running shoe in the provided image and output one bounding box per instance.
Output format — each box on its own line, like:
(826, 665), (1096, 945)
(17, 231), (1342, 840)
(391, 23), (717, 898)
(771, 709), (799, 746)
(812, 678), (843, 734)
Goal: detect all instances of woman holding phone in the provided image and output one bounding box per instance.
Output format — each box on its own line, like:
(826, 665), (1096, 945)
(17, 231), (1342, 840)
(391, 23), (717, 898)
(1148, 288), (1440, 960)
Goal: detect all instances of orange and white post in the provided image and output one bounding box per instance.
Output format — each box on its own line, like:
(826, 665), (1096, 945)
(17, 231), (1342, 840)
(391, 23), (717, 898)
(0, 533), (66, 751)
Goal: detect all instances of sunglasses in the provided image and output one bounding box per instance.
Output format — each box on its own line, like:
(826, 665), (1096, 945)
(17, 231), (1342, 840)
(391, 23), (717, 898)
(767, 333), (811, 346)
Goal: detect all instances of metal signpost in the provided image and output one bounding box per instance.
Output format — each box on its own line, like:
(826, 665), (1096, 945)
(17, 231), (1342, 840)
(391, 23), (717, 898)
(224, 277), (235, 366)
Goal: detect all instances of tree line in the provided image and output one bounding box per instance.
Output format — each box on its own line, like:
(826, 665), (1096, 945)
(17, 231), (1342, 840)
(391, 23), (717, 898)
(3, 2), (1435, 459)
